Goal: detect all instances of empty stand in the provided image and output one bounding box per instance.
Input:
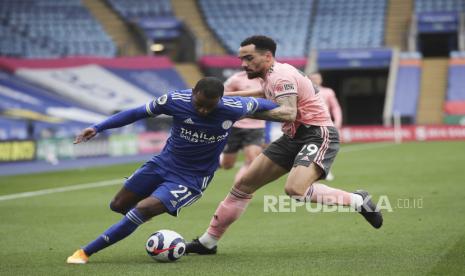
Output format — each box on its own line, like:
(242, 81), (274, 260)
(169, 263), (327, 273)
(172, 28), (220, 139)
(414, 0), (463, 56)
(392, 52), (422, 123)
(171, 0), (226, 55)
(310, 0), (387, 49)
(444, 54), (465, 123)
(82, 0), (145, 56)
(0, 0), (116, 58)
(106, 0), (180, 42)
(107, 0), (173, 19)
(415, 0), (465, 13)
(198, 0), (313, 57)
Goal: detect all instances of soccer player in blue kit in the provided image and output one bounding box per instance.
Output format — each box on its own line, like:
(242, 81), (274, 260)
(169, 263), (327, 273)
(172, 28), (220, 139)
(66, 77), (278, 264)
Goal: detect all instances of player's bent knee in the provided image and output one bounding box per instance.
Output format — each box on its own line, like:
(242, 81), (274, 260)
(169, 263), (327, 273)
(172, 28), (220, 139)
(284, 185), (302, 197)
(135, 198), (167, 219)
(221, 162), (234, 170)
(109, 200), (128, 214)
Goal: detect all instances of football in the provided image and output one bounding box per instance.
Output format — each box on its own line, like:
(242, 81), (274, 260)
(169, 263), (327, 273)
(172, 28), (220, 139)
(145, 230), (186, 262)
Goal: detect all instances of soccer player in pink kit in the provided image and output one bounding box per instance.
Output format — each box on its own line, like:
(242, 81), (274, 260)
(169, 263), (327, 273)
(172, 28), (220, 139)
(186, 35), (383, 255)
(309, 72), (342, 129)
(309, 72), (343, 181)
(221, 71), (265, 183)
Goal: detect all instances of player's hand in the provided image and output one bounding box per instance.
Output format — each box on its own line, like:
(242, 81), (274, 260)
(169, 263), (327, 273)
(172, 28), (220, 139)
(74, 127), (97, 144)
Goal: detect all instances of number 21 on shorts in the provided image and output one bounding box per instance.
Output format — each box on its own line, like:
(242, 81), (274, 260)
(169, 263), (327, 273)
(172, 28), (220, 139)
(170, 185), (192, 202)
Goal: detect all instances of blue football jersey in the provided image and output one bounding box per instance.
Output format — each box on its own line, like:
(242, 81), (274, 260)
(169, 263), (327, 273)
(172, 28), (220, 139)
(145, 89), (265, 176)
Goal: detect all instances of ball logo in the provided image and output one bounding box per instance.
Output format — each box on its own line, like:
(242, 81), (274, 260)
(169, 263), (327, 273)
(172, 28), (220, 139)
(157, 94), (168, 105)
(146, 230), (186, 262)
(222, 120), (233, 130)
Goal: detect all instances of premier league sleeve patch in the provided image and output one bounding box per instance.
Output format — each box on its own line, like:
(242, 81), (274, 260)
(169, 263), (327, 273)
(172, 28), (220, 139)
(222, 120), (233, 130)
(157, 94), (168, 105)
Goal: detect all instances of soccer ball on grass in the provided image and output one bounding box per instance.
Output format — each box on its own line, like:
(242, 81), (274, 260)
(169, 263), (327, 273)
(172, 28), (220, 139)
(146, 229), (186, 262)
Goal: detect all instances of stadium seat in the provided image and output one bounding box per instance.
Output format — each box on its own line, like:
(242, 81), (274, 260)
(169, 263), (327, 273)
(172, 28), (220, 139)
(198, 0), (313, 58)
(106, 0), (180, 42)
(310, 0), (387, 50)
(444, 53), (465, 119)
(0, 0), (116, 58)
(393, 52), (422, 123)
(415, 0), (465, 13)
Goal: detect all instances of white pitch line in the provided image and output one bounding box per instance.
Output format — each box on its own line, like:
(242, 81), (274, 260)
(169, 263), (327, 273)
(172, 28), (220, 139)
(0, 179), (122, 202)
(0, 142), (397, 202)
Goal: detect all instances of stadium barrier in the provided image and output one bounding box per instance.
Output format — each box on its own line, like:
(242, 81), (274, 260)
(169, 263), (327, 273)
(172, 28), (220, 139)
(2, 125), (464, 163)
(138, 132), (170, 154)
(0, 140), (36, 162)
(340, 125), (465, 143)
(1, 131), (169, 163)
(37, 136), (109, 160)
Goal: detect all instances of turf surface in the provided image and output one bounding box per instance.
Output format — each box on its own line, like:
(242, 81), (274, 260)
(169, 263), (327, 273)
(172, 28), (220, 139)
(1, 141), (464, 275)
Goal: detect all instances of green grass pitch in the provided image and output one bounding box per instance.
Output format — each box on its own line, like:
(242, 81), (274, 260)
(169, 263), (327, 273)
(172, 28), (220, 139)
(1, 141), (464, 275)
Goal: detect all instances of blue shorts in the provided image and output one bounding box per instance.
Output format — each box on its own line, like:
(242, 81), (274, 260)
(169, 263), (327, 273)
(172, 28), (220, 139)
(124, 161), (214, 216)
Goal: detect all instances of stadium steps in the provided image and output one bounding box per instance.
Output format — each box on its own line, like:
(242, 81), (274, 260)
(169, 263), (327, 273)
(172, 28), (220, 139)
(82, 0), (145, 56)
(384, 0), (414, 50)
(171, 0), (226, 55)
(174, 63), (204, 88)
(416, 58), (448, 124)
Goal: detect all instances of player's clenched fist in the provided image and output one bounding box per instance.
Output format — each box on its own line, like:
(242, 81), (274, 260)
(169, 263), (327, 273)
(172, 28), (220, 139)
(74, 127), (97, 144)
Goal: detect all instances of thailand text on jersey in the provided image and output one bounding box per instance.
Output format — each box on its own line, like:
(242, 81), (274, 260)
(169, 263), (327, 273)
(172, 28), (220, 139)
(145, 90), (263, 176)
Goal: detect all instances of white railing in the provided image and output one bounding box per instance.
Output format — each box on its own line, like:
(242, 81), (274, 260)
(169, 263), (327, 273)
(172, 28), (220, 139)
(383, 47), (400, 127)
(393, 111), (402, 144)
(408, 13), (417, 52)
(459, 12), (465, 51)
(304, 48), (318, 74)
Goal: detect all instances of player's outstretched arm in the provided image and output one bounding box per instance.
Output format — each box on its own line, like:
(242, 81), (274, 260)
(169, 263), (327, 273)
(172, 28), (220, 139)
(249, 95), (297, 122)
(74, 127), (97, 144)
(74, 105), (151, 144)
(225, 89), (264, 97)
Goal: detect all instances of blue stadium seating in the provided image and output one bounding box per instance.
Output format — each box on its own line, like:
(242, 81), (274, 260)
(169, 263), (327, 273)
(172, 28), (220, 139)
(198, 0), (313, 58)
(392, 52), (422, 122)
(199, 0), (387, 56)
(310, 0), (387, 49)
(447, 52), (465, 102)
(106, 0), (173, 19)
(106, 0), (180, 41)
(0, 0), (116, 58)
(415, 0), (465, 13)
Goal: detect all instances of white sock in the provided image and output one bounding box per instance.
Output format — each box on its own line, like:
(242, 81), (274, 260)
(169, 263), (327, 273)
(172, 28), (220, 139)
(198, 232), (218, 249)
(350, 193), (364, 210)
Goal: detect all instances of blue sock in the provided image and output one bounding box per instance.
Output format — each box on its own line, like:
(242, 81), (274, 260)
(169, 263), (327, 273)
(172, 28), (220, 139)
(83, 209), (146, 256)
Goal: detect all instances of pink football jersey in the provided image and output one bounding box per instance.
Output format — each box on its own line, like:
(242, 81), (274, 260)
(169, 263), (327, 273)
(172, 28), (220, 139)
(224, 71), (265, 129)
(262, 62), (333, 137)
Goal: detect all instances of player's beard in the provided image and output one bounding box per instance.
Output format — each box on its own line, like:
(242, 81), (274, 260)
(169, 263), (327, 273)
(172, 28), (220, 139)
(245, 70), (260, 79)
